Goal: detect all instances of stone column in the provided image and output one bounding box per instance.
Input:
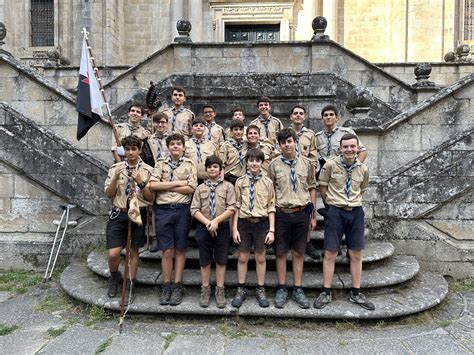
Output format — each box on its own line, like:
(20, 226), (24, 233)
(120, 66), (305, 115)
(171, 0), (185, 41)
(322, 0), (337, 40)
(189, 0), (203, 42)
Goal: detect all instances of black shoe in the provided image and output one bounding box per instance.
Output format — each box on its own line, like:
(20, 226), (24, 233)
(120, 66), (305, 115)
(274, 287), (288, 308)
(313, 291), (332, 309)
(256, 286), (269, 308)
(149, 241), (159, 253)
(169, 283), (184, 306)
(292, 288), (310, 309)
(349, 291), (375, 311)
(107, 271), (121, 298)
(159, 282), (172, 305)
(231, 287), (247, 308)
(305, 242), (321, 260)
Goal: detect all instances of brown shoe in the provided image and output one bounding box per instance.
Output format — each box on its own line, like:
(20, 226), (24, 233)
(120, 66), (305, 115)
(199, 285), (211, 308)
(215, 286), (226, 308)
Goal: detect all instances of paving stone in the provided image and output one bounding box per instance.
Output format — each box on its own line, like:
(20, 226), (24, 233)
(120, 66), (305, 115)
(164, 334), (225, 354)
(402, 334), (471, 355)
(286, 338), (408, 354)
(38, 325), (112, 354)
(226, 337), (286, 355)
(61, 263), (448, 320)
(104, 333), (164, 354)
(0, 329), (48, 354)
(88, 251), (418, 289)
(0, 291), (12, 302)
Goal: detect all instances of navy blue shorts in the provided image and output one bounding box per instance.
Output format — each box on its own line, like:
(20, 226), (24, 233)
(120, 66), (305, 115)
(195, 222), (230, 266)
(274, 210), (310, 256)
(106, 210), (147, 250)
(324, 205), (365, 251)
(154, 204), (191, 251)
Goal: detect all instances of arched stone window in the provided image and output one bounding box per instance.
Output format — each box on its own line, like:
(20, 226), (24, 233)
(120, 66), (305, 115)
(31, 0), (54, 47)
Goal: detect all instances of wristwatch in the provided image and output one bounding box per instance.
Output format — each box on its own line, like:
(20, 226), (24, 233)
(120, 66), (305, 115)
(137, 181), (147, 190)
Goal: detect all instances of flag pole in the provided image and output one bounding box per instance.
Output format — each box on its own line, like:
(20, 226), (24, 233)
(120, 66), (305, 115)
(81, 28), (121, 148)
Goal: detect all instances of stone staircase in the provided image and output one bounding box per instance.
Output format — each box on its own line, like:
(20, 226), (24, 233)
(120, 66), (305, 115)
(60, 226), (448, 320)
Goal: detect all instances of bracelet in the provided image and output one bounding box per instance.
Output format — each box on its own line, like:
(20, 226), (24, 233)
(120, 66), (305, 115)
(267, 230), (275, 233)
(137, 181), (146, 189)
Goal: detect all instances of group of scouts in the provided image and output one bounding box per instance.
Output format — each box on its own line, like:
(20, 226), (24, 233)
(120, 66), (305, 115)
(104, 86), (375, 311)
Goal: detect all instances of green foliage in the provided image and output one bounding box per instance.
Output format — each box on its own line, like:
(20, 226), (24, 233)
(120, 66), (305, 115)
(0, 270), (42, 294)
(0, 324), (19, 336)
(47, 326), (67, 338)
(95, 336), (114, 354)
(35, 294), (74, 314)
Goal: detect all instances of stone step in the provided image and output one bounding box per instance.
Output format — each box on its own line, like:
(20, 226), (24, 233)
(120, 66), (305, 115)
(127, 241), (395, 265)
(60, 263), (448, 320)
(87, 251), (419, 289)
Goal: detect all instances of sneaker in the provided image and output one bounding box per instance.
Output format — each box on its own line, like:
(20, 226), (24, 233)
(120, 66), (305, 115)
(349, 291), (375, 311)
(305, 242), (321, 260)
(292, 288), (310, 309)
(231, 287), (247, 308)
(169, 282), (184, 306)
(215, 286), (226, 308)
(199, 285), (211, 308)
(313, 291), (332, 309)
(159, 282), (172, 305)
(107, 271), (121, 298)
(255, 286), (269, 308)
(274, 287), (288, 308)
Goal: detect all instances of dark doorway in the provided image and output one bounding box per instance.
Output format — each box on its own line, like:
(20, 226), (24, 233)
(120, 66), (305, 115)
(225, 24), (280, 42)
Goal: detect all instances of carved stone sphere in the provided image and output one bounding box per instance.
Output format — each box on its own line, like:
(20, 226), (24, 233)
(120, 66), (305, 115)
(0, 22), (6, 41)
(444, 51), (456, 62)
(47, 49), (60, 60)
(312, 16), (327, 32)
(456, 43), (470, 56)
(176, 20), (192, 35)
(414, 62), (432, 77)
(348, 86), (374, 109)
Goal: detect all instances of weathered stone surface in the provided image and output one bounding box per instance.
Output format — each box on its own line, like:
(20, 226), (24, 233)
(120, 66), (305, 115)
(164, 335), (225, 355)
(402, 334), (471, 354)
(104, 332), (164, 355)
(0, 329), (48, 354)
(88, 251), (418, 289)
(226, 337), (285, 355)
(61, 263), (448, 320)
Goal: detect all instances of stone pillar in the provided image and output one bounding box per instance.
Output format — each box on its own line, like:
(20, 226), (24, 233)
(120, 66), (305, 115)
(189, 0), (202, 42)
(171, 0), (185, 40)
(322, 0), (337, 40)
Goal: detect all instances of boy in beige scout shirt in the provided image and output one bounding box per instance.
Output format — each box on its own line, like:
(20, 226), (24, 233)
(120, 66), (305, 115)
(185, 117), (219, 184)
(111, 104), (149, 163)
(219, 120), (247, 184)
(225, 108), (247, 139)
(202, 104), (226, 147)
(314, 133), (374, 311)
(268, 128), (317, 309)
(147, 112), (169, 165)
(149, 133), (198, 306)
(104, 136), (156, 301)
(232, 149), (276, 308)
(249, 96), (283, 147)
(244, 125), (275, 175)
(191, 156), (236, 308)
(161, 87), (195, 139)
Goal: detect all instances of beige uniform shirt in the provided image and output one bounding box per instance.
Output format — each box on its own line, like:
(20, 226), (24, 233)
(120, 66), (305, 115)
(111, 123), (148, 151)
(204, 122), (226, 147)
(249, 115), (283, 146)
(235, 175), (276, 218)
(293, 126), (318, 164)
(318, 157), (369, 208)
(243, 140), (275, 175)
(147, 133), (169, 164)
(315, 126), (366, 162)
(153, 157), (198, 205)
(104, 161), (156, 208)
(162, 107), (195, 139)
(219, 140), (246, 177)
(190, 180), (236, 221)
(268, 156), (317, 208)
(184, 138), (219, 180)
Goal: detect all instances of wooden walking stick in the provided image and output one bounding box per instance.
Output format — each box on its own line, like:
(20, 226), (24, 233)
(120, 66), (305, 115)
(118, 220), (133, 334)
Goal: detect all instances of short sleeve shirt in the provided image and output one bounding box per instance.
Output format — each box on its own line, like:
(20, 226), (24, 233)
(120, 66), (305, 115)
(111, 123), (148, 151)
(185, 139), (219, 180)
(235, 175), (276, 218)
(162, 107), (195, 139)
(315, 126), (366, 161)
(147, 133), (169, 164)
(249, 116), (283, 146)
(219, 140), (246, 177)
(204, 122), (226, 147)
(190, 180), (236, 220)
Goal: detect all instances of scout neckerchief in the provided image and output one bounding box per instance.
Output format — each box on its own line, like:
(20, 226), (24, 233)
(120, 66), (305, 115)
(324, 127), (338, 157)
(154, 133), (164, 158)
(124, 158), (143, 195)
(171, 107), (185, 132)
(166, 155), (184, 181)
(205, 178), (222, 218)
(280, 156), (298, 192)
(127, 123), (140, 133)
(246, 172), (262, 211)
(258, 115), (272, 138)
(340, 155), (358, 198)
(291, 125), (307, 158)
(229, 138), (245, 167)
(206, 121), (216, 140)
(192, 137), (205, 162)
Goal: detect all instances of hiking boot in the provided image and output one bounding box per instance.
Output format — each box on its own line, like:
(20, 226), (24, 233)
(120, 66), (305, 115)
(305, 242), (321, 260)
(159, 282), (172, 305)
(169, 282), (184, 306)
(349, 291), (375, 311)
(231, 287), (247, 308)
(124, 278), (136, 305)
(199, 285), (211, 308)
(255, 286), (269, 308)
(313, 291), (331, 309)
(107, 271), (121, 298)
(274, 287), (288, 308)
(292, 288), (310, 309)
(215, 286), (226, 308)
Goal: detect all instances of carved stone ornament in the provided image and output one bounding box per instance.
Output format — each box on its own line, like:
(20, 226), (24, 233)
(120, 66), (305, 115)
(311, 16), (329, 41)
(347, 86), (374, 112)
(456, 43), (471, 62)
(175, 19), (192, 43)
(0, 22), (6, 43)
(444, 51), (456, 62)
(413, 62), (435, 88)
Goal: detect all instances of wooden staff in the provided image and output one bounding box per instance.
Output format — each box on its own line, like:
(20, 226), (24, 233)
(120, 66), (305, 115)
(81, 28), (121, 149)
(118, 219), (132, 334)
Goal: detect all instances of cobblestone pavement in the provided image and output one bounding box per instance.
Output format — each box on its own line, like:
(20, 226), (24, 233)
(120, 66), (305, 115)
(0, 281), (472, 354)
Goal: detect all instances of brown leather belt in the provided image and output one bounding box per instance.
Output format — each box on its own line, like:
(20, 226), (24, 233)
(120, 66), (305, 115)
(338, 206), (356, 211)
(277, 206), (305, 213)
(243, 217), (266, 223)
